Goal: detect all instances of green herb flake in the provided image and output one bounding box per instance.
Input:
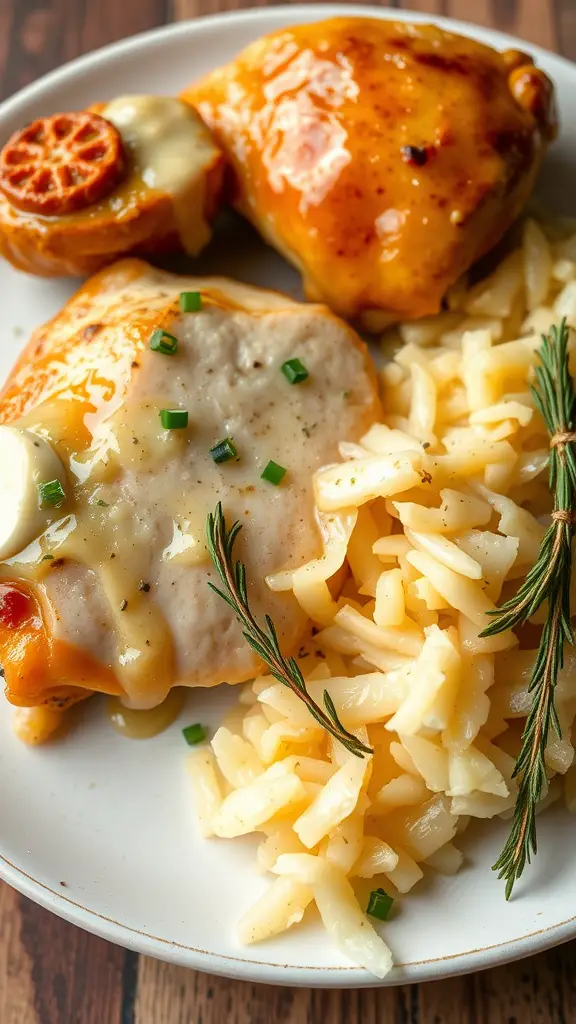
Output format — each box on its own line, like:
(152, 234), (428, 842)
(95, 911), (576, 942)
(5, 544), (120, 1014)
(281, 358), (309, 385)
(149, 328), (178, 356)
(182, 723), (206, 745)
(179, 291), (203, 313)
(261, 461), (287, 486)
(366, 888), (394, 921)
(160, 409), (189, 430)
(38, 479), (66, 509)
(210, 438), (238, 464)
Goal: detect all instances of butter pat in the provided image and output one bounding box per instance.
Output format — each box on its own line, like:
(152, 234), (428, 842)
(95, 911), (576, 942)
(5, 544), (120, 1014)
(0, 426), (67, 560)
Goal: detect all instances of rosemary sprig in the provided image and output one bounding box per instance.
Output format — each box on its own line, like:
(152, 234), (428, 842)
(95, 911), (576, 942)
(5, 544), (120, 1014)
(206, 502), (372, 759)
(480, 318), (576, 898)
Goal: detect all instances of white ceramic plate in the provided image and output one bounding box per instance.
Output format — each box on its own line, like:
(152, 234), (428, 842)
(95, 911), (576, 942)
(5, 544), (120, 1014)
(1, 4), (576, 989)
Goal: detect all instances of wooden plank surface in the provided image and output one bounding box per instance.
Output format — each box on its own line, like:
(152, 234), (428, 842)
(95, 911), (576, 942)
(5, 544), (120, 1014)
(0, 0), (574, 1021)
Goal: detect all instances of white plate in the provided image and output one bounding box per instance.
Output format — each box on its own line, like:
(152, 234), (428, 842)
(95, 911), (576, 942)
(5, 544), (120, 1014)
(1, 4), (576, 989)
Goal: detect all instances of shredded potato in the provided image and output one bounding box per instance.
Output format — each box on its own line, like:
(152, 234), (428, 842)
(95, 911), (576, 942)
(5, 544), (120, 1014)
(313, 863), (394, 978)
(187, 749), (223, 838)
(237, 876), (314, 944)
(187, 214), (576, 981)
(294, 755), (370, 849)
(371, 773), (429, 814)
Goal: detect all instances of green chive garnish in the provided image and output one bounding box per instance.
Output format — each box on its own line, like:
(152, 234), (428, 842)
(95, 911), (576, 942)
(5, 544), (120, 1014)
(149, 328), (178, 356)
(182, 723), (206, 745)
(261, 460), (286, 486)
(38, 479), (66, 509)
(210, 438), (238, 464)
(160, 409), (188, 429)
(180, 291), (202, 313)
(281, 358), (308, 384)
(366, 888), (394, 921)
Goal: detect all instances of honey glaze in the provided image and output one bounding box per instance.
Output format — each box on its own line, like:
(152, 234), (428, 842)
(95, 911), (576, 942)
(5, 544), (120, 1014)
(107, 686), (186, 739)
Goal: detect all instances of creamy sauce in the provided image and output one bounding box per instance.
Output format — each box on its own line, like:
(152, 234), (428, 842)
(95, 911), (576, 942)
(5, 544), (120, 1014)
(107, 687), (186, 738)
(102, 95), (219, 255)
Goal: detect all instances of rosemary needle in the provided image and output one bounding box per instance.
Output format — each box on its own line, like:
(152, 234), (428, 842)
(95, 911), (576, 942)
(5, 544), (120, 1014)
(480, 319), (576, 899)
(206, 502), (372, 759)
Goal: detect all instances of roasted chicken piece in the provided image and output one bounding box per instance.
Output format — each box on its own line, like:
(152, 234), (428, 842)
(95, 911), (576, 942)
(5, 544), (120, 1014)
(185, 17), (556, 328)
(0, 259), (379, 727)
(0, 96), (224, 277)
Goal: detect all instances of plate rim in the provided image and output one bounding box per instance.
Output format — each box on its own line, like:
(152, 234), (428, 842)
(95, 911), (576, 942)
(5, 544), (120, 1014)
(1, 2), (575, 988)
(3, 844), (576, 988)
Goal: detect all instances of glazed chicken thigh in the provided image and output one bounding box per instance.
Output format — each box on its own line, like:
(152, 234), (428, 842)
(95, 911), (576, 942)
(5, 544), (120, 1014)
(185, 17), (556, 327)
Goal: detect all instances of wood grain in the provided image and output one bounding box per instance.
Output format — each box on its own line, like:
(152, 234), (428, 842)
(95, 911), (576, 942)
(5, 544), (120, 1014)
(0, 882), (130, 1024)
(1, 0), (576, 1022)
(134, 940), (576, 1024)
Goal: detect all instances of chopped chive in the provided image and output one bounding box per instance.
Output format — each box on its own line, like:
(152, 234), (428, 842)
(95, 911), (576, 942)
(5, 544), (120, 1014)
(210, 438), (237, 464)
(179, 291), (202, 313)
(149, 328), (178, 356)
(281, 358), (308, 384)
(160, 409), (188, 429)
(182, 722), (206, 745)
(366, 888), (394, 921)
(41, 554), (54, 561)
(261, 460), (287, 486)
(95, 499), (109, 507)
(38, 479), (66, 509)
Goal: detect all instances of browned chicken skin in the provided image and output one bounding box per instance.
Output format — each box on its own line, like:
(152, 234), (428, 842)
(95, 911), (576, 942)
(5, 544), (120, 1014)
(184, 17), (556, 327)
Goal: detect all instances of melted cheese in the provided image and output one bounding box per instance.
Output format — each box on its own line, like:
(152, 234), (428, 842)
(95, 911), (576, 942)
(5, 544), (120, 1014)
(102, 95), (219, 255)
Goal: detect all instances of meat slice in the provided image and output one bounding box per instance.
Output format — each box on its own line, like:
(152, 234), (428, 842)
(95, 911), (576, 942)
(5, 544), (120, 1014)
(0, 259), (379, 710)
(184, 17), (556, 328)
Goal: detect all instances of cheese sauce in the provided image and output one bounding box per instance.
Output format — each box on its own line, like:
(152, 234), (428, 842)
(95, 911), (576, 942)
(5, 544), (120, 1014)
(103, 95), (219, 255)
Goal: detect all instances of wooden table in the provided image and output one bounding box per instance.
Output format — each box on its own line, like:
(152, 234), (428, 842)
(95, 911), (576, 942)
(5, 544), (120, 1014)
(1, 0), (575, 1021)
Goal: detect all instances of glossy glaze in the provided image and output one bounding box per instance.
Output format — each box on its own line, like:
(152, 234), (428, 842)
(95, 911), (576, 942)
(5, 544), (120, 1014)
(186, 17), (556, 325)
